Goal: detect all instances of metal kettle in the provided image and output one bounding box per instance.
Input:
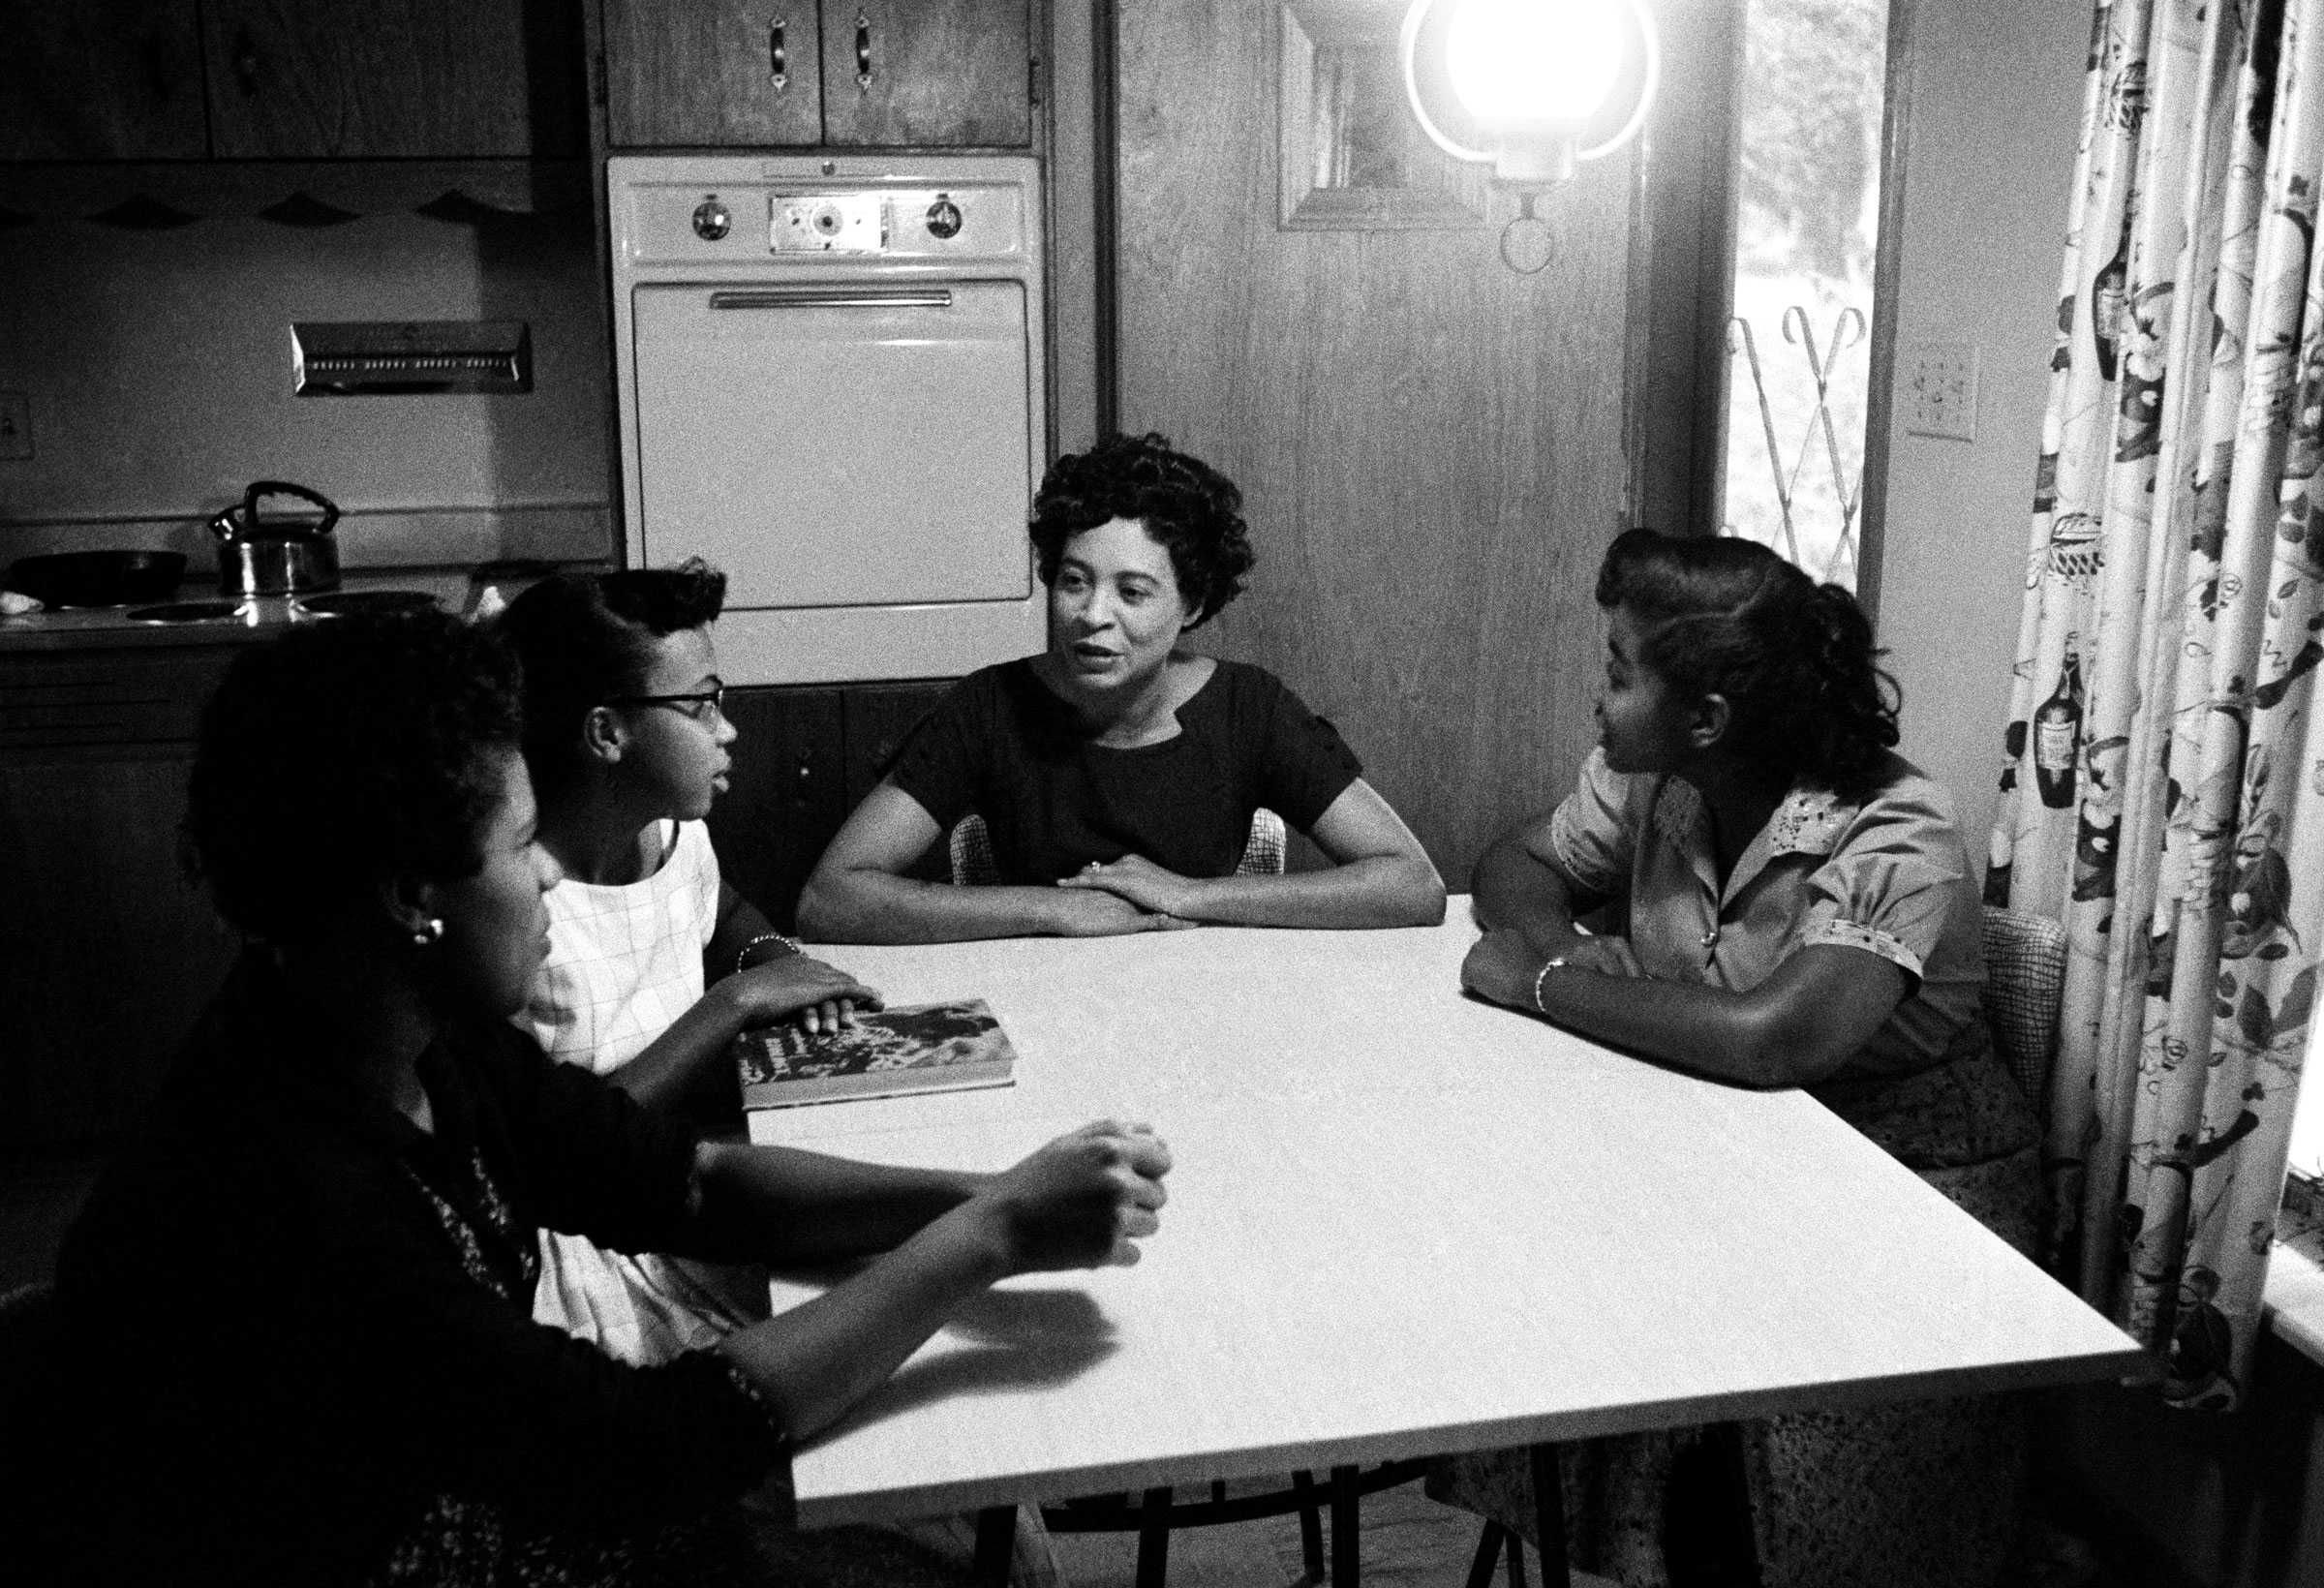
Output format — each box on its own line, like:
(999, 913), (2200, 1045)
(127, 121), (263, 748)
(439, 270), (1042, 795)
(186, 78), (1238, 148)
(209, 480), (343, 597)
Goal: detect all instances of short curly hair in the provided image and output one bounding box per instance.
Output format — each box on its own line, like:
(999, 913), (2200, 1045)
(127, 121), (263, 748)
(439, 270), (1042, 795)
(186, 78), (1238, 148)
(1028, 433), (1254, 627)
(182, 610), (525, 942)
(1597, 529), (1902, 800)
(493, 559), (727, 800)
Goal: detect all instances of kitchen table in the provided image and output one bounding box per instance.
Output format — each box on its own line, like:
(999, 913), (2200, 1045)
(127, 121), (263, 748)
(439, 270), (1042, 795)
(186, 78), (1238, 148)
(749, 908), (2144, 1583)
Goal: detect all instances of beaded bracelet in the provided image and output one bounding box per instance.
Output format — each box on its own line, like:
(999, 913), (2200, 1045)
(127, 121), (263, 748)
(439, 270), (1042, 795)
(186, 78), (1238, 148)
(735, 931), (803, 977)
(1531, 955), (1571, 1015)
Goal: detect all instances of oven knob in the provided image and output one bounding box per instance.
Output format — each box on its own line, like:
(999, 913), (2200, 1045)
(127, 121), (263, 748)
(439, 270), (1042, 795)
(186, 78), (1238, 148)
(691, 198), (731, 241)
(925, 195), (963, 239)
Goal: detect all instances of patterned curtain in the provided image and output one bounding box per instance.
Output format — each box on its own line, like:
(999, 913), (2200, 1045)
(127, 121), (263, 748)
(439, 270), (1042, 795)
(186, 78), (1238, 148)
(1987, 0), (2324, 1412)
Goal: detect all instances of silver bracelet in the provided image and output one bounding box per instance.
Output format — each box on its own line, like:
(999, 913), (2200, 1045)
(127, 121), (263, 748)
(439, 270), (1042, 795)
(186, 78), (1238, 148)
(735, 931), (803, 976)
(1531, 955), (1571, 1015)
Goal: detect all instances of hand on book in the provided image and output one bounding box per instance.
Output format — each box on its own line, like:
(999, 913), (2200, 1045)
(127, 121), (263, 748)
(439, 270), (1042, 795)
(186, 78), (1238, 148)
(726, 952), (883, 1037)
(974, 1120), (1173, 1272)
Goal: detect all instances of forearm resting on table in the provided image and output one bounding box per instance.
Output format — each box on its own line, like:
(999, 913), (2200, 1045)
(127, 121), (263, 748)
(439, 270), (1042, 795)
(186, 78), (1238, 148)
(1168, 855), (1446, 929)
(799, 866), (1089, 943)
(1526, 944), (1905, 1088)
(592, 978), (759, 1114)
(688, 1139), (986, 1264)
(1471, 831), (1595, 949)
(715, 1209), (1010, 1439)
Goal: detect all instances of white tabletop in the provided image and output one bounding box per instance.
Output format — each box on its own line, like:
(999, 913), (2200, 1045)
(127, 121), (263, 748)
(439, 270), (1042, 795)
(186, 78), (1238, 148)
(752, 910), (2145, 1525)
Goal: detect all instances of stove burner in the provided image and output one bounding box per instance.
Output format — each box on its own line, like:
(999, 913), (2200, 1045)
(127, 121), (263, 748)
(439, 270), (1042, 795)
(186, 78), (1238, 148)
(296, 590), (440, 617)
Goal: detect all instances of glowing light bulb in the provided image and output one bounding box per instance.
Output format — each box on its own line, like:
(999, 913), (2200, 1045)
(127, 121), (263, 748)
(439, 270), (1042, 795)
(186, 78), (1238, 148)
(1445, 0), (1628, 125)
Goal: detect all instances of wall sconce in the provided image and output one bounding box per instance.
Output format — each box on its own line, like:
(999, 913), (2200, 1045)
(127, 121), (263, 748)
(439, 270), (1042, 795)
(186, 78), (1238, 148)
(1400, 0), (1660, 187)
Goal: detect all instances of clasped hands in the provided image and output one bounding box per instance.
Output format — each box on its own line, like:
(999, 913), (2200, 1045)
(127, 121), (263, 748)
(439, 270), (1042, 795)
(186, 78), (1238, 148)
(1051, 852), (1204, 935)
(977, 1118), (1174, 1271)
(1461, 925), (1645, 1011)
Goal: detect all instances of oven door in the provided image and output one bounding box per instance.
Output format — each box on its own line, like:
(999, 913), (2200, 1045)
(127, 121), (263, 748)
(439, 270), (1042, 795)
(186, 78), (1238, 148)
(627, 280), (1036, 614)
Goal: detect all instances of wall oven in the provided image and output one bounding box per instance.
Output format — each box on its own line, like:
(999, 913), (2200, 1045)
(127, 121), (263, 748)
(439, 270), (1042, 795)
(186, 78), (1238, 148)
(606, 154), (1045, 686)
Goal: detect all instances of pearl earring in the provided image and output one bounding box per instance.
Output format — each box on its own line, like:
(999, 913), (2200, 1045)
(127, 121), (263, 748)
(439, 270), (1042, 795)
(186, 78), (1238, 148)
(413, 917), (444, 947)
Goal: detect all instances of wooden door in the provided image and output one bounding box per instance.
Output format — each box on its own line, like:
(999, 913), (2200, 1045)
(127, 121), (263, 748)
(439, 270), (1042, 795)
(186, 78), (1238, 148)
(820, 0), (1030, 147)
(0, 0), (207, 160)
(1116, 0), (1636, 882)
(705, 687), (847, 931)
(200, 0), (581, 157)
(603, 0), (824, 147)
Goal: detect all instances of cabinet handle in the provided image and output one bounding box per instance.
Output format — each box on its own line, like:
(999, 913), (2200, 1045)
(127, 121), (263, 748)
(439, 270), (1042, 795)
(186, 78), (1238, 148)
(768, 19), (787, 91)
(231, 30), (260, 96)
(854, 13), (873, 91)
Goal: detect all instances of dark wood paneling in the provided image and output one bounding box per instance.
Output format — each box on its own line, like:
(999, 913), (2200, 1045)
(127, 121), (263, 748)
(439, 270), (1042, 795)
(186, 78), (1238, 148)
(705, 686), (846, 931)
(821, 0), (1031, 147)
(602, 0), (824, 147)
(1116, 0), (1636, 884)
(200, 0), (581, 157)
(0, 0), (208, 160)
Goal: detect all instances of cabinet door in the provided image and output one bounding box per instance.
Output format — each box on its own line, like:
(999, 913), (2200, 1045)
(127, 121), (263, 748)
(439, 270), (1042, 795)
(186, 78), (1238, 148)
(841, 683), (954, 884)
(821, 0), (1030, 147)
(704, 687), (846, 933)
(0, 0), (207, 160)
(603, 0), (824, 148)
(0, 747), (240, 1150)
(200, 0), (580, 157)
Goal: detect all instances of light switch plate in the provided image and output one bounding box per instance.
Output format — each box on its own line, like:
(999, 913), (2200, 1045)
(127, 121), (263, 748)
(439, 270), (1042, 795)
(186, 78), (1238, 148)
(0, 391), (30, 460)
(1904, 342), (1978, 441)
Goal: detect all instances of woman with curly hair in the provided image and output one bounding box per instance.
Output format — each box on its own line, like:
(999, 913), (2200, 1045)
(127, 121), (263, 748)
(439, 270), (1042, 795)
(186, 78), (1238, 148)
(18, 611), (1170, 1586)
(800, 431), (1444, 942)
(1440, 529), (2040, 1588)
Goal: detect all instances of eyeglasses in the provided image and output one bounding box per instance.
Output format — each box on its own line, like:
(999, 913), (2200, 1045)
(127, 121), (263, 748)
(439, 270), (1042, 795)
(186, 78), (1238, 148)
(603, 682), (726, 723)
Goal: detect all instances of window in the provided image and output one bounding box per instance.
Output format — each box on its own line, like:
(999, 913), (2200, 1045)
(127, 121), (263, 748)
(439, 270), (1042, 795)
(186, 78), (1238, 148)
(1718, 0), (1893, 591)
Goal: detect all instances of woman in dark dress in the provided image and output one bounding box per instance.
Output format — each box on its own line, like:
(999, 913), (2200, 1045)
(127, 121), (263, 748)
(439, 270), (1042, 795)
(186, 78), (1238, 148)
(12, 611), (1170, 1586)
(798, 432), (1445, 943)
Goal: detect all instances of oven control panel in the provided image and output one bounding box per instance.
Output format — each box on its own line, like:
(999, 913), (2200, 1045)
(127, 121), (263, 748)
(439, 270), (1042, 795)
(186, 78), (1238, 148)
(618, 176), (1026, 266)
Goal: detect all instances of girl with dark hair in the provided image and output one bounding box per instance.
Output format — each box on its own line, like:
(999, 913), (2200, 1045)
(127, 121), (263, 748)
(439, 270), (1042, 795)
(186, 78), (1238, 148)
(800, 432), (1445, 943)
(494, 561), (881, 1365)
(1439, 529), (2040, 1588)
(20, 611), (1170, 1586)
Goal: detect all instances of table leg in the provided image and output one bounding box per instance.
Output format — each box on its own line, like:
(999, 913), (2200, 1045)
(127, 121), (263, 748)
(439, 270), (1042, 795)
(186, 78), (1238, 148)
(973, 1504), (1017, 1587)
(1134, 1485), (1173, 1588)
(1528, 1443), (1570, 1588)
(1331, 1464), (1361, 1584)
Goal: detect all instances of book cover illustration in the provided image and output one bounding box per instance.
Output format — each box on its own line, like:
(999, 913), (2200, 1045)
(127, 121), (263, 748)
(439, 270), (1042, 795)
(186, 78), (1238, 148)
(736, 997), (1018, 1108)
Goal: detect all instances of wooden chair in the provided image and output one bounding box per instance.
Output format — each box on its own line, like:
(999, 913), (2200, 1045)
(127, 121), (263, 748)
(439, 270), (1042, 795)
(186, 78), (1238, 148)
(948, 809), (1289, 885)
(1978, 903), (2067, 1112)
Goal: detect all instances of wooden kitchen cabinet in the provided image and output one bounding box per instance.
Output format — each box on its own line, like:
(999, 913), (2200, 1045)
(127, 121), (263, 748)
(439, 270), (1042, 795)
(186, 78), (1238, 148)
(0, 648), (242, 1152)
(0, 0), (208, 160)
(0, 0), (581, 163)
(201, 0), (584, 158)
(602, 0), (1031, 149)
(703, 681), (952, 931)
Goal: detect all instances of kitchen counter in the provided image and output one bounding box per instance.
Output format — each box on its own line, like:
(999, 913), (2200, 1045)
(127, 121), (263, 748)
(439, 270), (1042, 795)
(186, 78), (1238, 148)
(0, 565), (595, 652)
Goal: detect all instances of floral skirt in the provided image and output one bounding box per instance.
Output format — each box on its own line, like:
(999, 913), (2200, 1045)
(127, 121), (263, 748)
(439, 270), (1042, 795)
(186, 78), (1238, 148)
(1428, 1039), (2044, 1588)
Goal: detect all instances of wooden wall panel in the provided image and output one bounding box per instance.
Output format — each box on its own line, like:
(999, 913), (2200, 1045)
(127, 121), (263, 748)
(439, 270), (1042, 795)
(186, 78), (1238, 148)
(1116, 0), (1635, 883)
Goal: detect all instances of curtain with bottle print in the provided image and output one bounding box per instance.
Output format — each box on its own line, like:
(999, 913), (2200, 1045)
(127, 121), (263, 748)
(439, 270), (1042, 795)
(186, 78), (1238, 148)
(1987, 0), (2324, 1411)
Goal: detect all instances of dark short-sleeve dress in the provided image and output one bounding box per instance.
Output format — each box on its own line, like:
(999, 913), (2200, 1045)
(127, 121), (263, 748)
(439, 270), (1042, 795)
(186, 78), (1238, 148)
(885, 657), (1362, 882)
(15, 951), (791, 1587)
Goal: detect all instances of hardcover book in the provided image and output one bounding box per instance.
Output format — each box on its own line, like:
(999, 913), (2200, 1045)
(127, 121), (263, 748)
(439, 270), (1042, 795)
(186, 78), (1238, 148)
(736, 998), (1018, 1108)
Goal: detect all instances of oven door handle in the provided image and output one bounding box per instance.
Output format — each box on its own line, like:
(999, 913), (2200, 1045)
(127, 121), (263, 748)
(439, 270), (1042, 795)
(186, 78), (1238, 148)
(707, 288), (955, 310)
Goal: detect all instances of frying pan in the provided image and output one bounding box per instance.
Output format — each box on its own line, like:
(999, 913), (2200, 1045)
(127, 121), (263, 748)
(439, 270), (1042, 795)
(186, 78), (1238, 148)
(5, 550), (188, 608)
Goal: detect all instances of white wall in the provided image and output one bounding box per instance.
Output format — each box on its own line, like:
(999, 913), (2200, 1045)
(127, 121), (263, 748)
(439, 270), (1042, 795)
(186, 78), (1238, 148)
(1877, 0), (2089, 864)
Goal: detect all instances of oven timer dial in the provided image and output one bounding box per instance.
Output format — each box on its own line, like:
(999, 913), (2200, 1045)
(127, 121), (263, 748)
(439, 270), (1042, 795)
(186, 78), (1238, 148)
(691, 198), (731, 241)
(925, 195), (963, 240)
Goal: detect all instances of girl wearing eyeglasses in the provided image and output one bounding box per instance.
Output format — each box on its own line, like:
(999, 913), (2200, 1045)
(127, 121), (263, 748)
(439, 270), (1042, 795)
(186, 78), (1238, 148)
(495, 562), (879, 1366)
